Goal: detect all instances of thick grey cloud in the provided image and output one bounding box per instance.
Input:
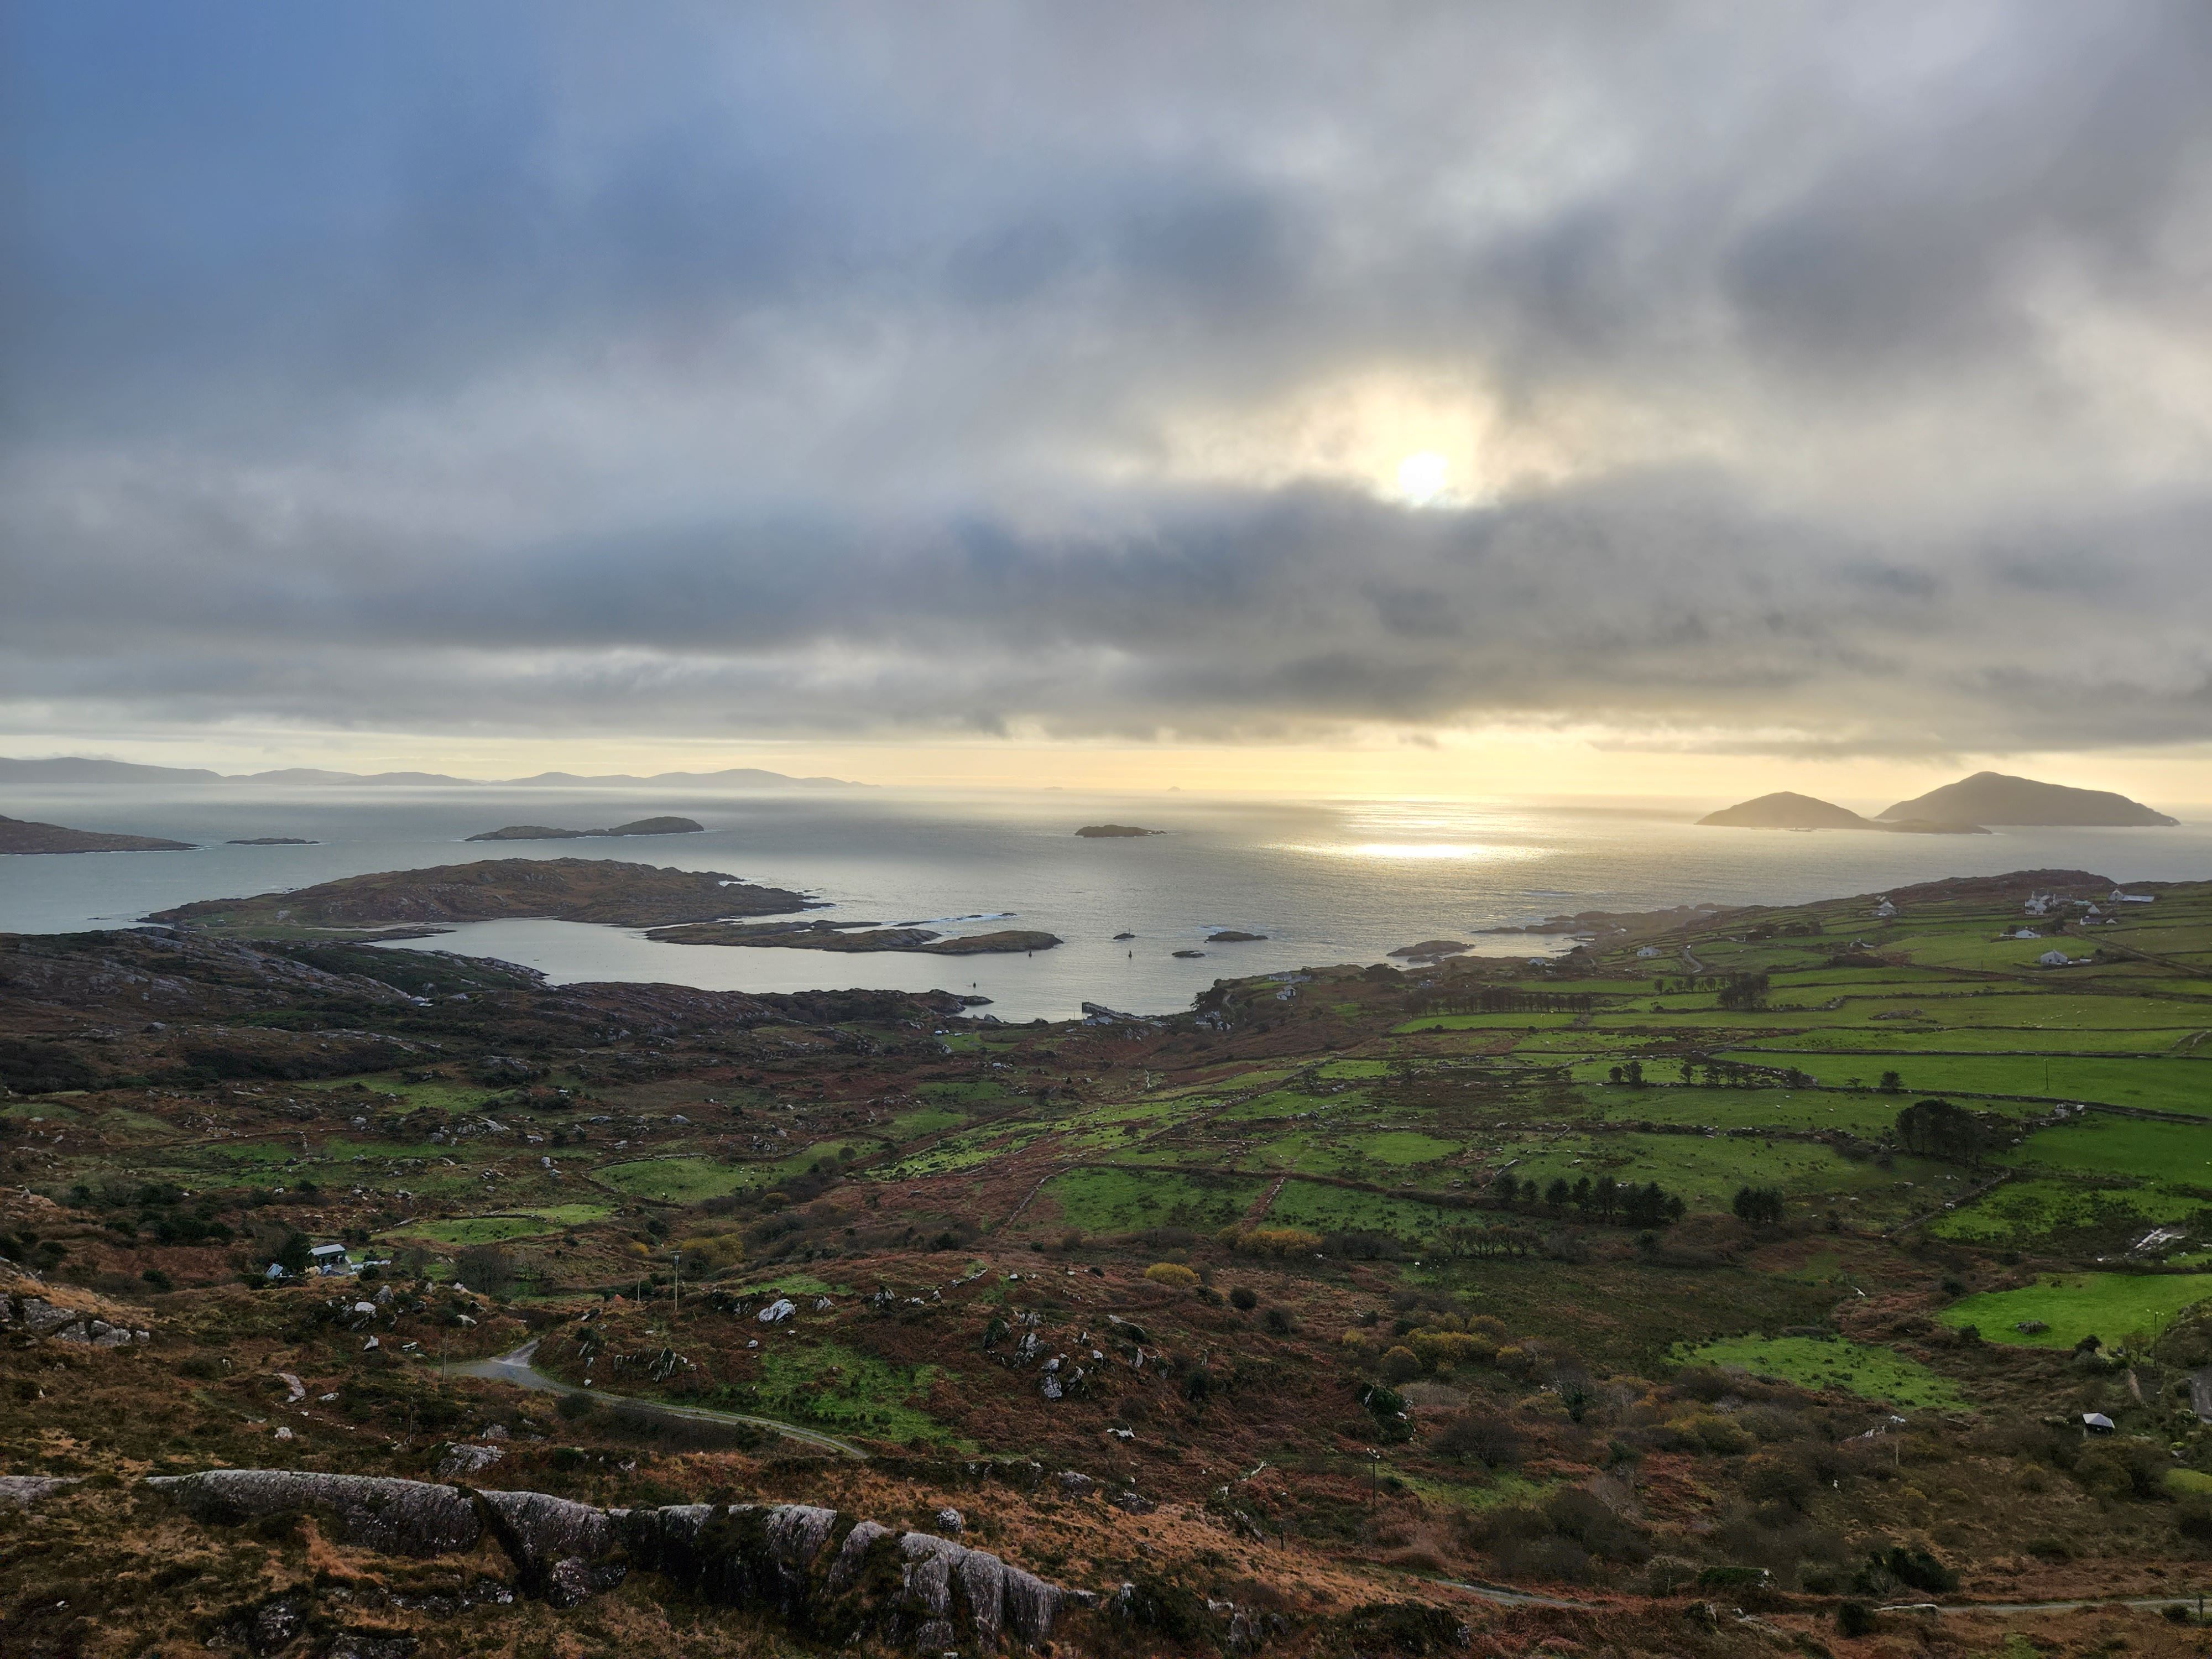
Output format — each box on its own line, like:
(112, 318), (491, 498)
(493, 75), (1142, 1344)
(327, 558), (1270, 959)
(4, 1), (2210, 756)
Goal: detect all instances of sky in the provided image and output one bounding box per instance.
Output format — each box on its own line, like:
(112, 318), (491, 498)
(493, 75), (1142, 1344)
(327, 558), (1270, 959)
(4, 2), (2211, 804)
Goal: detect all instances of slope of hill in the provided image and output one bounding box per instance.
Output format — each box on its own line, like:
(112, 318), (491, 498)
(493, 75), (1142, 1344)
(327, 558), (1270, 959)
(1697, 791), (1985, 832)
(0, 813), (195, 854)
(1881, 770), (2177, 826)
(1697, 791), (1872, 829)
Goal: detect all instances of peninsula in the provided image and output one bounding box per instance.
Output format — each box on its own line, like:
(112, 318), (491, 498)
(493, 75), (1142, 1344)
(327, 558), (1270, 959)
(466, 816), (703, 841)
(0, 813), (194, 855)
(144, 857), (811, 936)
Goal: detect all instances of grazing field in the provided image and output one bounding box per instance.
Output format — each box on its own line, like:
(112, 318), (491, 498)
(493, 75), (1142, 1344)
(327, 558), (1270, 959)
(1939, 1272), (2212, 1347)
(1681, 1333), (1973, 1411)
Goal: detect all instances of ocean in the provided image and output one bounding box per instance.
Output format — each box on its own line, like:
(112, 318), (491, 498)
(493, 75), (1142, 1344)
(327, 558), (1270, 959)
(5, 784), (2210, 1021)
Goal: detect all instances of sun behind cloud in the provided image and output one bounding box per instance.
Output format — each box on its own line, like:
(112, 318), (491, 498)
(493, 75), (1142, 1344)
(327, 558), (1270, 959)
(1395, 450), (1452, 505)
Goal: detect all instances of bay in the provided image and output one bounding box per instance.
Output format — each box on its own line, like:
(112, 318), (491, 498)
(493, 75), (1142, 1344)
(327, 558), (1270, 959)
(2, 784), (2208, 1022)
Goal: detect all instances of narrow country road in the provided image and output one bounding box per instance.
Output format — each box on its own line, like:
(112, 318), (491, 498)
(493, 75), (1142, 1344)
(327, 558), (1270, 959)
(453, 1339), (869, 1459)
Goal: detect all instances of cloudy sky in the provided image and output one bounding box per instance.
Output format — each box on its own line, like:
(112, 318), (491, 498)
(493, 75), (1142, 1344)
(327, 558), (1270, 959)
(5, 2), (2211, 796)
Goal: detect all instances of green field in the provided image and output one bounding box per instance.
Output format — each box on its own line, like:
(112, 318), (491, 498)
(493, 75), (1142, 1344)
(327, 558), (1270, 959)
(594, 1156), (764, 1202)
(1930, 1178), (2205, 1245)
(1036, 1167), (1259, 1233)
(1262, 1180), (1460, 1239)
(1680, 1333), (1971, 1411)
(1939, 1272), (2212, 1348)
(2003, 1115), (2212, 1182)
(750, 1342), (959, 1446)
(1717, 1051), (2212, 1114)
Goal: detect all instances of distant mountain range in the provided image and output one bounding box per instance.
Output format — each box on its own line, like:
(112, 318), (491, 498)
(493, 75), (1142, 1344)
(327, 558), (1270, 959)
(1701, 771), (2177, 833)
(0, 757), (863, 790)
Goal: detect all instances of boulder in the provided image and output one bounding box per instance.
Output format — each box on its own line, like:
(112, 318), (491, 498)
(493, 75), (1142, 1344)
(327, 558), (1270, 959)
(435, 1443), (505, 1480)
(0, 1474), (79, 1510)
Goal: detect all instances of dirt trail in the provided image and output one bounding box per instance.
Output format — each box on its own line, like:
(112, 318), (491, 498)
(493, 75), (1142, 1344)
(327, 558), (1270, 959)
(455, 1339), (868, 1459)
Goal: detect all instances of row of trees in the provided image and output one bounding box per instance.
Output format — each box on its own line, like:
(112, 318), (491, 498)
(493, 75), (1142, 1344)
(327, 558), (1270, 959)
(1488, 1167), (1685, 1227)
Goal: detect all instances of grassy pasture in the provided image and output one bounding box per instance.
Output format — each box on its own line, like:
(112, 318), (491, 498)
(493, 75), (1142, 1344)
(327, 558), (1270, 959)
(752, 1342), (958, 1446)
(595, 1156), (764, 1202)
(1716, 1050), (2212, 1114)
(1497, 1129), (1957, 1217)
(1680, 1333), (1971, 1411)
(1261, 1180), (1460, 1239)
(2002, 1115), (2212, 1183)
(1390, 1012), (1585, 1034)
(886, 1107), (967, 1140)
(388, 1204), (612, 1245)
(1927, 1178), (2204, 1244)
(1734, 1026), (2206, 1055)
(1939, 1272), (2212, 1347)
(1579, 1086), (1944, 1136)
(1037, 1166), (1260, 1233)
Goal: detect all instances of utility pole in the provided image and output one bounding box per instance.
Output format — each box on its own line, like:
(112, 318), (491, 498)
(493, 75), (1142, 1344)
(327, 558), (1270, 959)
(672, 1252), (681, 1322)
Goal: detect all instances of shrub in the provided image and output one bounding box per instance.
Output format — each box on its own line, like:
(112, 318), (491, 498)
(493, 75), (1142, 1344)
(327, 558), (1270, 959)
(555, 1390), (598, 1421)
(1380, 1345), (1421, 1384)
(1263, 1307), (1295, 1335)
(1881, 1546), (1957, 1593)
(1410, 1330), (1483, 1373)
(1835, 1601), (1877, 1638)
(1142, 1262), (1199, 1290)
(1743, 1452), (1813, 1508)
(1229, 1286), (1258, 1311)
(1431, 1409), (1522, 1468)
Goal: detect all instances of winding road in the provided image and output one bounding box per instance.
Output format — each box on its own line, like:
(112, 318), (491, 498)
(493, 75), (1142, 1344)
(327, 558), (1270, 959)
(454, 1339), (869, 1460)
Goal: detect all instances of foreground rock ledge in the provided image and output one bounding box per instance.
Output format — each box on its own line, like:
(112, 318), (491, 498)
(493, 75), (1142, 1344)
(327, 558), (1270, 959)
(148, 1469), (1073, 1647)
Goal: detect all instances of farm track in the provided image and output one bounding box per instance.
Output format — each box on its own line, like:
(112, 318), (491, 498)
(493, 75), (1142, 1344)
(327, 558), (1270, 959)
(454, 1339), (870, 1458)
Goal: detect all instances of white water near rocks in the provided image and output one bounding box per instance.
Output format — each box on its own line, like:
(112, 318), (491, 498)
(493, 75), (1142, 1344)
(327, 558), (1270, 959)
(3, 784), (2209, 1022)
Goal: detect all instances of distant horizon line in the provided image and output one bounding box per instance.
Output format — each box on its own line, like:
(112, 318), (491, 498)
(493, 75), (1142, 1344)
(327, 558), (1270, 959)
(1, 752), (2205, 817)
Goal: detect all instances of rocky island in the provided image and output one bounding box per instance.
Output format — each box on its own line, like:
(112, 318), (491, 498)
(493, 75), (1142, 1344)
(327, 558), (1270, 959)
(0, 813), (194, 855)
(1074, 824), (1163, 838)
(144, 857), (811, 937)
(646, 918), (1062, 954)
(1698, 790), (1987, 833)
(466, 816), (704, 841)
(1205, 929), (1268, 943)
(225, 836), (317, 846)
(1880, 770), (2178, 827)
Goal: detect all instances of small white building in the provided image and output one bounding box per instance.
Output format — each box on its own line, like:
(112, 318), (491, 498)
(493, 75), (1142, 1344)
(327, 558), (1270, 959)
(2038, 950), (2073, 967)
(2083, 1412), (2115, 1434)
(309, 1243), (352, 1277)
(1874, 899), (1898, 919)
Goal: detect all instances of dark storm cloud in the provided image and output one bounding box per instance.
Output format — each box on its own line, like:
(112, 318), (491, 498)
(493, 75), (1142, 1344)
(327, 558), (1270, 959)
(4, 1), (2211, 754)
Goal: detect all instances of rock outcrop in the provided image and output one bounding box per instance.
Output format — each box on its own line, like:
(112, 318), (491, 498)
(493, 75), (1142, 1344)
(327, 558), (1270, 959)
(148, 1471), (484, 1556)
(0, 1286), (149, 1347)
(150, 1472), (1075, 1649)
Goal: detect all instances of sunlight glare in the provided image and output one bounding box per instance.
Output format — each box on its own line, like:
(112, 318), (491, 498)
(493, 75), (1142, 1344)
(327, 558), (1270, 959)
(1395, 451), (1452, 505)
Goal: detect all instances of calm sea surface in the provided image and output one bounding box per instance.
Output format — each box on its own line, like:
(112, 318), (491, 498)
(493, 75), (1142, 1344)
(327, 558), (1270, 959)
(4, 785), (2210, 1021)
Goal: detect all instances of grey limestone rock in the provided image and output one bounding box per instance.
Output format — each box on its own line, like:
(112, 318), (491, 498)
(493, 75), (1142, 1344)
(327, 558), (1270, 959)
(148, 1470), (481, 1556)
(0, 1474), (79, 1510)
